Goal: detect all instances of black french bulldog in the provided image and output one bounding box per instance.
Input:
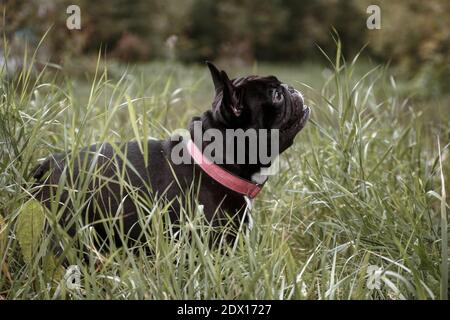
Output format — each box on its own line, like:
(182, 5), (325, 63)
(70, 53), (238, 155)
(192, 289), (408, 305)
(32, 62), (309, 245)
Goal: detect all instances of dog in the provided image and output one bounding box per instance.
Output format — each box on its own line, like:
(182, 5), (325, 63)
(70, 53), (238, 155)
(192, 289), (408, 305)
(31, 62), (310, 245)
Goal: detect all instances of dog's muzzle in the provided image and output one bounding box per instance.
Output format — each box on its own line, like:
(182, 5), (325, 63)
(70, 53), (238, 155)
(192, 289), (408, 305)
(280, 84), (309, 132)
(281, 83), (304, 106)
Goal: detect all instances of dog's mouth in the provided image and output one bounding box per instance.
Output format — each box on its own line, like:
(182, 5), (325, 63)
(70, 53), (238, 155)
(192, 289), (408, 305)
(281, 106), (310, 135)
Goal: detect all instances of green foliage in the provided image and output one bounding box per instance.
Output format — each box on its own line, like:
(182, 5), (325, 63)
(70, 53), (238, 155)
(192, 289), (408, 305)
(0, 214), (7, 250)
(0, 38), (448, 299)
(15, 200), (46, 264)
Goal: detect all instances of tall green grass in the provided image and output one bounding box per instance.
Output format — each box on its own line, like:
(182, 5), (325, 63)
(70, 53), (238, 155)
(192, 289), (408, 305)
(0, 41), (448, 299)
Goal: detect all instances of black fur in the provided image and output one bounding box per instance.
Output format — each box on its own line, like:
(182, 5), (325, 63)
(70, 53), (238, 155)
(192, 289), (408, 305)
(31, 62), (309, 245)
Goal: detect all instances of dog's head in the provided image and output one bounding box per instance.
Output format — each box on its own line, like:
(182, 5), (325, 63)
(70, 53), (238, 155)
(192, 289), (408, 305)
(206, 62), (310, 161)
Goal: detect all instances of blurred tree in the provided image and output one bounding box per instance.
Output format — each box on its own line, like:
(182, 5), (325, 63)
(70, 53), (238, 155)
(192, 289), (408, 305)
(359, 0), (450, 95)
(182, 0), (367, 63)
(0, 0), (67, 64)
(182, 0), (220, 61)
(75, 0), (153, 59)
(1, 0), (448, 91)
(216, 0), (288, 63)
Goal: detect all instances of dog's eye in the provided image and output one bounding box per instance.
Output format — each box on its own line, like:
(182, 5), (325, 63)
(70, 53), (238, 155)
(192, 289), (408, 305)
(271, 89), (284, 104)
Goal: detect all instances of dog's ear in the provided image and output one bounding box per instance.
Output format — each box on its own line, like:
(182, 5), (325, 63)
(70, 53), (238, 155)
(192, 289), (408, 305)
(220, 70), (242, 117)
(206, 61), (222, 93)
(206, 61), (242, 117)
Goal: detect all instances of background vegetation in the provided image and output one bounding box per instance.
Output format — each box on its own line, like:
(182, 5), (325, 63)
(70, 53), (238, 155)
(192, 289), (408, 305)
(0, 0), (448, 300)
(2, 0), (450, 95)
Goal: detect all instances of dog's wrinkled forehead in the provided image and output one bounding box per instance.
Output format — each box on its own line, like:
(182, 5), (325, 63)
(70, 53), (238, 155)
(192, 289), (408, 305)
(231, 75), (281, 88)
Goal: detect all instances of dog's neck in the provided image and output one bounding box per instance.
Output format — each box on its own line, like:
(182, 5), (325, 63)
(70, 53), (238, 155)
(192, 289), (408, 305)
(188, 111), (267, 182)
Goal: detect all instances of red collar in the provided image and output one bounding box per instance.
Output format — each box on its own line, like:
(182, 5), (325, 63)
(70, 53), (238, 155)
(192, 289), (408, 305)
(186, 139), (264, 199)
